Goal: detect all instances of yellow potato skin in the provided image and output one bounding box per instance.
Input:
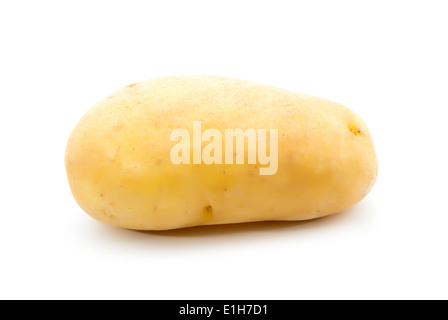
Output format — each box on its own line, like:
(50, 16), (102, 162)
(65, 76), (377, 230)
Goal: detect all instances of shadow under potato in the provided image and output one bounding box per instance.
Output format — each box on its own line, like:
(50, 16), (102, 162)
(131, 207), (355, 238)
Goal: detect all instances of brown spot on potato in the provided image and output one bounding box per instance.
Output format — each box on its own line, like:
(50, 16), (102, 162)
(203, 205), (213, 218)
(348, 123), (362, 135)
(102, 209), (115, 219)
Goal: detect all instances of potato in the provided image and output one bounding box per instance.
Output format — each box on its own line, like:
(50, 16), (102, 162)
(65, 76), (377, 230)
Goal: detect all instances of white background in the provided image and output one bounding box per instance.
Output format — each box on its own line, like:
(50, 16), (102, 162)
(1, 1), (447, 300)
